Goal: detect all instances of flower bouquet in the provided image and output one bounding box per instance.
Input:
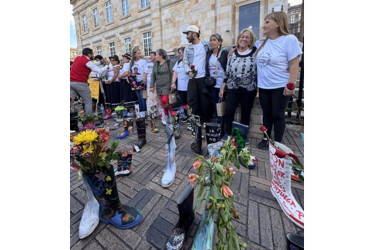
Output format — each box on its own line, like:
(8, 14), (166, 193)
(189, 137), (253, 249)
(70, 128), (143, 230)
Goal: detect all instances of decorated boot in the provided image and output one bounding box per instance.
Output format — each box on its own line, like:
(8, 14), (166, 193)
(161, 120), (176, 188)
(70, 110), (79, 132)
(191, 122), (202, 155)
(83, 167), (142, 229)
(103, 108), (112, 120)
(269, 142), (304, 228)
(114, 150), (133, 176)
(171, 109), (181, 139)
(286, 232), (304, 249)
(165, 184), (195, 250)
(205, 122), (221, 145)
(232, 122), (256, 169)
(117, 118), (133, 139)
(78, 177), (100, 239)
(114, 106), (125, 123)
(133, 118), (146, 152)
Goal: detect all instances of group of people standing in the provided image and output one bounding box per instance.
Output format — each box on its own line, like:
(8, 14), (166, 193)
(70, 11), (302, 149)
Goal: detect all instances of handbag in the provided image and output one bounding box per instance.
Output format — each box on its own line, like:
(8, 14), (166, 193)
(169, 91), (177, 104)
(205, 77), (216, 88)
(216, 98), (226, 117)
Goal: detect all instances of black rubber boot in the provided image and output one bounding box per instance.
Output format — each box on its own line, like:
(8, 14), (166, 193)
(286, 232), (304, 249)
(135, 118), (146, 149)
(191, 122), (202, 155)
(165, 184), (195, 250)
(70, 110), (79, 131)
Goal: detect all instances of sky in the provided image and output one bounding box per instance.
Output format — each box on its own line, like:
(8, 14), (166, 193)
(70, 4), (77, 48)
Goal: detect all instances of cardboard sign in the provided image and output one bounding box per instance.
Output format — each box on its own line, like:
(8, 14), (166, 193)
(88, 79), (100, 99)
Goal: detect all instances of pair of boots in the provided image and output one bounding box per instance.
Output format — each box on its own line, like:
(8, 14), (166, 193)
(133, 118), (146, 152)
(79, 167), (142, 238)
(114, 150), (133, 176)
(117, 118), (134, 139)
(165, 184), (195, 250)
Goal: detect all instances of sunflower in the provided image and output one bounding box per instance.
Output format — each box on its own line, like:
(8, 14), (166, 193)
(73, 129), (98, 145)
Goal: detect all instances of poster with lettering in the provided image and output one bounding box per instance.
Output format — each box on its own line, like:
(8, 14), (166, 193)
(269, 142), (304, 228)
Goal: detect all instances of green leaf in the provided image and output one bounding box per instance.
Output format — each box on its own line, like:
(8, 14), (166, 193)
(211, 186), (225, 200)
(214, 163), (224, 175)
(195, 188), (206, 211)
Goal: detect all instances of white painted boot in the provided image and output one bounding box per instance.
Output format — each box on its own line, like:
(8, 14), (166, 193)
(161, 121), (176, 188)
(269, 142), (304, 229)
(78, 177), (100, 239)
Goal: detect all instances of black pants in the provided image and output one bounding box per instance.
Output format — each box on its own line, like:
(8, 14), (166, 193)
(187, 77), (213, 123)
(259, 87), (290, 142)
(225, 89), (257, 135)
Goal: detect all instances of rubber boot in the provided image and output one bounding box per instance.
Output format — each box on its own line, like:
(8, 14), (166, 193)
(117, 119), (131, 139)
(103, 108), (112, 120)
(70, 110), (79, 132)
(191, 122), (202, 155)
(114, 150), (133, 176)
(232, 122), (256, 169)
(134, 118), (146, 151)
(165, 184), (195, 250)
(269, 142), (304, 228)
(286, 232), (304, 249)
(205, 122), (221, 145)
(161, 121), (176, 188)
(79, 177), (100, 239)
(83, 167), (142, 229)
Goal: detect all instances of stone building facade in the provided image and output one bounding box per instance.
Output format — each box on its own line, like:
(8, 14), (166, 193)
(288, 3), (302, 38)
(71, 0), (288, 58)
(70, 47), (79, 62)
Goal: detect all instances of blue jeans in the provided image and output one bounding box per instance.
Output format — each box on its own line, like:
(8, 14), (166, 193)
(135, 80), (146, 112)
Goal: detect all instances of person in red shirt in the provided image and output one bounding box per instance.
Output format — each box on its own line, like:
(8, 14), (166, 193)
(70, 48), (109, 114)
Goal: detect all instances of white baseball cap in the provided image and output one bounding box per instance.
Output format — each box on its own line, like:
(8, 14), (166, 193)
(183, 25), (200, 34)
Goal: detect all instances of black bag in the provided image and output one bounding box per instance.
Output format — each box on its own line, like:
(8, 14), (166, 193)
(204, 77), (216, 88)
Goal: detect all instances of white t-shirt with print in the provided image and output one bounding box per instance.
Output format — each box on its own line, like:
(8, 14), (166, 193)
(256, 35), (302, 89)
(208, 55), (225, 89)
(120, 63), (130, 80)
(172, 60), (189, 91)
(191, 41), (206, 79)
(146, 62), (154, 87)
(131, 59), (148, 83)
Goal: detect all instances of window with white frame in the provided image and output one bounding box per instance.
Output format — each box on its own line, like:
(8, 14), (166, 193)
(93, 8), (99, 27)
(124, 38), (131, 54)
(82, 15), (87, 32)
(106, 1), (113, 23)
(141, 0), (150, 9)
(97, 46), (101, 55)
(122, 0), (130, 16)
(109, 42), (116, 56)
(143, 32), (152, 56)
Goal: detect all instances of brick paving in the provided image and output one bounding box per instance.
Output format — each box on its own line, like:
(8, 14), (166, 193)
(70, 109), (304, 250)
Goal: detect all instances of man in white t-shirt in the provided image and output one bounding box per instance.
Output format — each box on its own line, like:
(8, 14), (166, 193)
(182, 25), (212, 124)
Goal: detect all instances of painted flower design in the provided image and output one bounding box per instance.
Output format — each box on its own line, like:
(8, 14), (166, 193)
(105, 188), (112, 195)
(95, 172), (106, 182)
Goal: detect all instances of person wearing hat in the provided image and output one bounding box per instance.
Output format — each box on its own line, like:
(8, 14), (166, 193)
(118, 53), (137, 111)
(182, 25), (212, 124)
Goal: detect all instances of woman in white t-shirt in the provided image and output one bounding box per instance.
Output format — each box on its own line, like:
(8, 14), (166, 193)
(129, 46), (148, 112)
(171, 47), (189, 121)
(103, 55), (121, 118)
(255, 12), (302, 149)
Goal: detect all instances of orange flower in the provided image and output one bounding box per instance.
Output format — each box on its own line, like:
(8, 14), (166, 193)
(193, 159), (202, 170)
(229, 167), (236, 175)
(189, 174), (200, 184)
(221, 182), (234, 198)
(211, 156), (218, 163)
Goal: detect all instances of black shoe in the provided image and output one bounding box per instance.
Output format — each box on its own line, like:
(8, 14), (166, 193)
(258, 138), (269, 150)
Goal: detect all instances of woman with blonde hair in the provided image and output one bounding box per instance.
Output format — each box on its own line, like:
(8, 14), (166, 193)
(219, 27), (258, 141)
(255, 12), (302, 149)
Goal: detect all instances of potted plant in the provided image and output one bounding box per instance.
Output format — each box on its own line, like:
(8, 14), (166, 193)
(70, 128), (142, 229)
(79, 112), (97, 127)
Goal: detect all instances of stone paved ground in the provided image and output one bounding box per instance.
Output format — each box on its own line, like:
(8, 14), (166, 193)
(70, 112), (304, 250)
